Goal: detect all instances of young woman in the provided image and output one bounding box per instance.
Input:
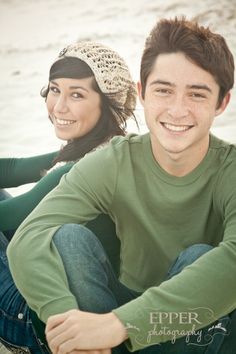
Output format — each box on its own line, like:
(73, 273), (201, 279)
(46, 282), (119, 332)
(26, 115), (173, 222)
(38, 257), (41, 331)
(0, 41), (136, 236)
(0, 40), (136, 353)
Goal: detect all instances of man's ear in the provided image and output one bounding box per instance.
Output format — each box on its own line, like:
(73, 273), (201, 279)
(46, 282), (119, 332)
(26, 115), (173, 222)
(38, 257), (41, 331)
(215, 91), (231, 116)
(137, 81), (144, 106)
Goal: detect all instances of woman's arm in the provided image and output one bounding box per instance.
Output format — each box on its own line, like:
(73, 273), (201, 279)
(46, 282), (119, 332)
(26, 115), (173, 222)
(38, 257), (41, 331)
(0, 163), (73, 232)
(0, 151), (58, 188)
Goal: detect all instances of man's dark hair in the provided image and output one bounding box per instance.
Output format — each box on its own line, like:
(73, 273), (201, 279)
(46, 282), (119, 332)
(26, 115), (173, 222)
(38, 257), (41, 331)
(140, 17), (234, 107)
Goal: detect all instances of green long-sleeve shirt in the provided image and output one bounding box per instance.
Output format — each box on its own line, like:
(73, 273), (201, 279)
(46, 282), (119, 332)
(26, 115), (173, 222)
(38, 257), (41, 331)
(0, 162), (73, 231)
(0, 152), (73, 232)
(8, 133), (236, 351)
(0, 152), (57, 188)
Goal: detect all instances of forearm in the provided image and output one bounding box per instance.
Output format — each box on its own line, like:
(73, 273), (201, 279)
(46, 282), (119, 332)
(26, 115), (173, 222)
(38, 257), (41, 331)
(0, 164), (72, 232)
(0, 151), (58, 187)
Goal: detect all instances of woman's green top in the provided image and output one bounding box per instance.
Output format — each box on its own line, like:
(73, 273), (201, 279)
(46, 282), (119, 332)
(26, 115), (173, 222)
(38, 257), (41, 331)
(0, 152), (73, 231)
(0, 152), (58, 188)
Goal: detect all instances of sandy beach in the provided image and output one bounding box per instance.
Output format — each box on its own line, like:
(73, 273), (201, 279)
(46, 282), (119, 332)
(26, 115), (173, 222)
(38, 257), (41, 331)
(0, 0), (236, 352)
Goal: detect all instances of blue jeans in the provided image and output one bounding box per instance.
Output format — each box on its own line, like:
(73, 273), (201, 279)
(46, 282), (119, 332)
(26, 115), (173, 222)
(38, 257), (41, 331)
(53, 224), (236, 354)
(1, 223), (234, 354)
(0, 233), (50, 353)
(0, 214), (118, 353)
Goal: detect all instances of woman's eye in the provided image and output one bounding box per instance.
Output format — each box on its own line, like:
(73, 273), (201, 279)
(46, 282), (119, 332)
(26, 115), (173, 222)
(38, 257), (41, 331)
(49, 86), (59, 94)
(72, 92), (83, 99)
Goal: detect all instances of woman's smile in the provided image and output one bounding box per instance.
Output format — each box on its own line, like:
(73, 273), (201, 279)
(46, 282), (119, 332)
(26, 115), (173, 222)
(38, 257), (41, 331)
(46, 77), (102, 140)
(53, 117), (77, 126)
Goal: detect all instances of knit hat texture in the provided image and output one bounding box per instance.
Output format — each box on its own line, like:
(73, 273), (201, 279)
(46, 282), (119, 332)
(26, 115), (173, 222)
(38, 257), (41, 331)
(54, 41), (137, 117)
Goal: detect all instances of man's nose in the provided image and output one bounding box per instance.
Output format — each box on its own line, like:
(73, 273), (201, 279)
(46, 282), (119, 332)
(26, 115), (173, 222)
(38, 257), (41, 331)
(167, 94), (189, 119)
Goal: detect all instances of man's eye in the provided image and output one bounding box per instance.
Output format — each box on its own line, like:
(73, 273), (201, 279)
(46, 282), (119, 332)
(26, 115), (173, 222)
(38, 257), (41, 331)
(155, 88), (171, 95)
(190, 92), (206, 99)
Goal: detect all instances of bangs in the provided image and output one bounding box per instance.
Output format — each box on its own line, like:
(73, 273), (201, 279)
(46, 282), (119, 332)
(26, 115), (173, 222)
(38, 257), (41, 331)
(49, 57), (94, 81)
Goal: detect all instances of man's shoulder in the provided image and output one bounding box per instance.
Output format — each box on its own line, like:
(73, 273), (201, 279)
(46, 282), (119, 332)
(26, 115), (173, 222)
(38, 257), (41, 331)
(210, 135), (236, 188)
(73, 133), (148, 174)
(210, 134), (236, 149)
(109, 133), (148, 149)
(93, 133), (148, 158)
(210, 134), (236, 161)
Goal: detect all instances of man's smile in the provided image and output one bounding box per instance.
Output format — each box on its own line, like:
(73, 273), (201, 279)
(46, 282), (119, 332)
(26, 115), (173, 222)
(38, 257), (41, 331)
(160, 122), (194, 132)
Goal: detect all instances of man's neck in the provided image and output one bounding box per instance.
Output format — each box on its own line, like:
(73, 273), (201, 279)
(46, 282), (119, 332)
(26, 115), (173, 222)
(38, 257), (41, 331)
(151, 136), (210, 177)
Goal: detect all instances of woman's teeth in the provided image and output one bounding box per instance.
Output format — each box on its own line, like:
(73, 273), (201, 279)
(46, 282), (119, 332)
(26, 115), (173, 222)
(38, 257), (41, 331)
(55, 118), (76, 125)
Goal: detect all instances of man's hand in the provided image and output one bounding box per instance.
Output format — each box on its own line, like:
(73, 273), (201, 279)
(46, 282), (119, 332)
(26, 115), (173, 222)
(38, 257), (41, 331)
(45, 309), (128, 354)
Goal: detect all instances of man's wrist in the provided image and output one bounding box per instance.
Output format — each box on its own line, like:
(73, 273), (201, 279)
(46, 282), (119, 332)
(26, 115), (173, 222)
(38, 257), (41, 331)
(107, 312), (128, 345)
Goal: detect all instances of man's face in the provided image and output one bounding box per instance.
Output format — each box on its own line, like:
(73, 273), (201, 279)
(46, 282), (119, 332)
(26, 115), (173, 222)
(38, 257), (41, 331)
(140, 52), (229, 168)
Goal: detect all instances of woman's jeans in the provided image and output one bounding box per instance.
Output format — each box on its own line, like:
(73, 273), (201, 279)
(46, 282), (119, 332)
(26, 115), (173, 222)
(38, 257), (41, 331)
(52, 224), (236, 354)
(0, 232), (49, 353)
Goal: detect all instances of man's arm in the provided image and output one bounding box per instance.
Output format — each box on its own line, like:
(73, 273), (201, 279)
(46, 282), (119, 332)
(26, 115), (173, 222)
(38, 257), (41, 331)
(7, 148), (117, 322)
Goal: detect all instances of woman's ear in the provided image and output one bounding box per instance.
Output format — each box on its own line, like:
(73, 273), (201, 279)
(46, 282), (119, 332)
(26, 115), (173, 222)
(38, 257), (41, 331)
(215, 91), (231, 116)
(137, 81), (144, 106)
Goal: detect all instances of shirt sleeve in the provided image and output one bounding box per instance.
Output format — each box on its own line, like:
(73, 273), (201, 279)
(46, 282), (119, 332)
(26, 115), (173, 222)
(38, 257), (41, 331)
(7, 148), (117, 323)
(0, 163), (73, 232)
(0, 151), (58, 188)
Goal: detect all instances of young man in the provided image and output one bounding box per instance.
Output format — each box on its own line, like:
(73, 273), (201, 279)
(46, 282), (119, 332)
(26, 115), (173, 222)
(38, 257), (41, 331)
(8, 17), (235, 354)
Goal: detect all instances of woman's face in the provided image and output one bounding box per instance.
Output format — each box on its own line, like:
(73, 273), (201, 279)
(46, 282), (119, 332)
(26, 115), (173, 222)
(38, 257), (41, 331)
(46, 77), (102, 140)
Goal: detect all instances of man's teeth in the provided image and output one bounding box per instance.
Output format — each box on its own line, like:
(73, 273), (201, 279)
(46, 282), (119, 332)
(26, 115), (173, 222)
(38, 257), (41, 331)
(163, 123), (191, 132)
(55, 118), (76, 125)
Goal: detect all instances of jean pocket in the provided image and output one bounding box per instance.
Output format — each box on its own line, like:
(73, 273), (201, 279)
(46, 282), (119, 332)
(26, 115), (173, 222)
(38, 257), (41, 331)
(0, 337), (32, 354)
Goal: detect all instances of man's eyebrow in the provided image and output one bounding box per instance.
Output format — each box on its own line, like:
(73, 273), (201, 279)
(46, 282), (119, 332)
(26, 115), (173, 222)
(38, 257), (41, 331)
(149, 80), (213, 94)
(149, 80), (175, 87)
(187, 84), (212, 93)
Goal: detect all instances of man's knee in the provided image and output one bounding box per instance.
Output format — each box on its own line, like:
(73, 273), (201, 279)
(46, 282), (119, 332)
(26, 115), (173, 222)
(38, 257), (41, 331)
(180, 243), (213, 263)
(53, 223), (103, 258)
(168, 243), (213, 278)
